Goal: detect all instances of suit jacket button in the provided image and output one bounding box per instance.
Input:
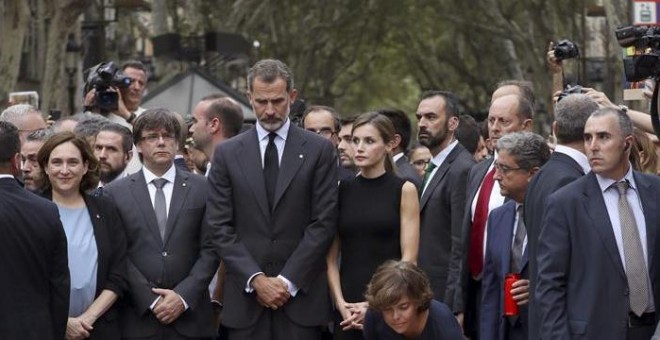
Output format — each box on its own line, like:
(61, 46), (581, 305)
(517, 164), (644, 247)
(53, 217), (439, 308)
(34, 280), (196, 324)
(162, 251), (168, 257)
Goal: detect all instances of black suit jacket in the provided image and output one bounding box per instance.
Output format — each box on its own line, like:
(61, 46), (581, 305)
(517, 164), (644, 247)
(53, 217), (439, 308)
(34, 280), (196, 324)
(536, 172), (660, 339)
(83, 194), (128, 339)
(395, 154), (423, 188)
(207, 125), (338, 328)
(523, 151), (584, 340)
(42, 190), (128, 339)
(105, 169), (218, 338)
(480, 201), (528, 340)
(418, 143), (475, 307)
(456, 157), (495, 312)
(0, 178), (69, 340)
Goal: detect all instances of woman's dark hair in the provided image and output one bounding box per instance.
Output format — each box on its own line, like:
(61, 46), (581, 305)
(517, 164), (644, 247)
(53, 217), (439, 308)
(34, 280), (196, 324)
(37, 131), (99, 193)
(352, 112), (397, 174)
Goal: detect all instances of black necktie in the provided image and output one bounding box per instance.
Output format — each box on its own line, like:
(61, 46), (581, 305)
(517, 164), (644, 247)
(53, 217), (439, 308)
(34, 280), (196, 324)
(264, 133), (279, 211)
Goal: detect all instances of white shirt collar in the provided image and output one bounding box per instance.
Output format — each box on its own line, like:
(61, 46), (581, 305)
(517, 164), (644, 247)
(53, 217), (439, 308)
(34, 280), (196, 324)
(143, 164), (176, 185)
(595, 164), (636, 193)
(393, 152), (405, 162)
(430, 140), (459, 167)
(0, 174), (14, 180)
(256, 118), (290, 142)
(553, 144), (590, 174)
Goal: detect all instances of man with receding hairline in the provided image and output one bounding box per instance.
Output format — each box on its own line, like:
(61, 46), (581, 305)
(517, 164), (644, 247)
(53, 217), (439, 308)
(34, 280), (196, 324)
(524, 93), (598, 339)
(458, 92), (534, 338)
(537, 108), (660, 339)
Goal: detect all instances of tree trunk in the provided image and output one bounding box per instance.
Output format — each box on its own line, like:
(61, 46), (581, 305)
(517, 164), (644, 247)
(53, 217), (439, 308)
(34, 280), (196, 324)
(40, 0), (89, 112)
(602, 0), (630, 103)
(0, 0), (30, 105)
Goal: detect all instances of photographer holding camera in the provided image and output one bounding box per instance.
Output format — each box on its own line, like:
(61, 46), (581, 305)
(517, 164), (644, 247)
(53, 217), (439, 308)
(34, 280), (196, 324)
(83, 60), (148, 126)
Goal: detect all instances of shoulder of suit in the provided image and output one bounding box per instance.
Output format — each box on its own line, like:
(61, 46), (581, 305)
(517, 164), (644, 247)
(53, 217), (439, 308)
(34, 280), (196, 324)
(177, 171), (207, 184)
(634, 170), (660, 185)
(549, 173), (592, 202)
(490, 200), (516, 218)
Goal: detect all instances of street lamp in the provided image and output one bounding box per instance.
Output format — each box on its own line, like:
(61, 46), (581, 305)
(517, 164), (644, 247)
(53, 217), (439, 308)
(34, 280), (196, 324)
(65, 34), (81, 115)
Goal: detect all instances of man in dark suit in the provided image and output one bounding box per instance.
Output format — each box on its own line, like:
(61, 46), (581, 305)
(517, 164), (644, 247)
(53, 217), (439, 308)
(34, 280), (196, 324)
(301, 105), (355, 181)
(207, 59), (338, 339)
(537, 108), (660, 339)
(458, 93), (534, 336)
(0, 121), (70, 340)
(524, 94), (598, 339)
(106, 108), (218, 339)
(480, 132), (550, 340)
(415, 91), (475, 311)
(379, 108), (423, 188)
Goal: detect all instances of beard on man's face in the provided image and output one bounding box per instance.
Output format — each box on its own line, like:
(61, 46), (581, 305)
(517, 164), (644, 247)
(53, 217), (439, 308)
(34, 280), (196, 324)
(99, 163), (125, 184)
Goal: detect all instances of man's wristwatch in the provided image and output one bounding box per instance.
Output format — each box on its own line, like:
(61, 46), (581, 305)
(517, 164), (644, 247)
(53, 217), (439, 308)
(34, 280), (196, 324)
(126, 112), (137, 124)
(619, 104), (629, 114)
(211, 299), (223, 310)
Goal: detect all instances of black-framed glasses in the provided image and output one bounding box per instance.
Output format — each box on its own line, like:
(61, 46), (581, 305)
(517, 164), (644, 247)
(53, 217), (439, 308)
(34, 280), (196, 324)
(411, 159), (430, 168)
(141, 133), (176, 143)
(493, 161), (526, 175)
(307, 127), (336, 138)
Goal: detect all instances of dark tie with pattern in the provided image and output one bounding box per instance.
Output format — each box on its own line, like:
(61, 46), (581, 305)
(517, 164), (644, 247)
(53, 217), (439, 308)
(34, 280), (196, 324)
(511, 205), (526, 273)
(152, 178), (168, 240)
(264, 133), (279, 211)
(421, 161), (437, 195)
(615, 181), (649, 317)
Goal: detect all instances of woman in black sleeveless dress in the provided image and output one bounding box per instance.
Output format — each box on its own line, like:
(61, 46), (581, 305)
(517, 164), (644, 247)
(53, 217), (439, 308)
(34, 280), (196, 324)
(326, 112), (420, 340)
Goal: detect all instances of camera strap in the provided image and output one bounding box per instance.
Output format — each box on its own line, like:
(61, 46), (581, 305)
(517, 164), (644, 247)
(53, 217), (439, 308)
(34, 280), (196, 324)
(652, 77), (660, 137)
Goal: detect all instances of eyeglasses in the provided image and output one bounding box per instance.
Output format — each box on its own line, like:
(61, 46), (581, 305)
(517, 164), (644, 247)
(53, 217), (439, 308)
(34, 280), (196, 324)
(307, 128), (336, 138)
(141, 133), (176, 143)
(493, 161), (526, 175)
(411, 159), (430, 168)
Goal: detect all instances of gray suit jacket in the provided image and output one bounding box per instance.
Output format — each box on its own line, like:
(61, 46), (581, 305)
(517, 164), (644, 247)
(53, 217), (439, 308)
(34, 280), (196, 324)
(207, 125), (338, 329)
(105, 169), (217, 338)
(418, 143), (475, 307)
(537, 172), (660, 339)
(395, 155), (422, 188)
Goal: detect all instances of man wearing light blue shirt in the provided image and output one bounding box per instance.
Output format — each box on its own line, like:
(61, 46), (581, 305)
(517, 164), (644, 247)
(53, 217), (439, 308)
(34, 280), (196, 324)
(537, 108), (660, 340)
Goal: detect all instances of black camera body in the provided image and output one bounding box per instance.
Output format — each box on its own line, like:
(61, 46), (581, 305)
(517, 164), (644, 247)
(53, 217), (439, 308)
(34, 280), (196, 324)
(85, 62), (132, 112)
(554, 40), (580, 61)
(616, 25), (660, 82)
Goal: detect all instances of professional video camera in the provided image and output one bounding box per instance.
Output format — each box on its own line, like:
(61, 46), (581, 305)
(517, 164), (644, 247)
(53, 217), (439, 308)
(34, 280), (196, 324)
(615, 25), (660, 82)
(84, 61), (132, 112)
(553, 40), (580, 61)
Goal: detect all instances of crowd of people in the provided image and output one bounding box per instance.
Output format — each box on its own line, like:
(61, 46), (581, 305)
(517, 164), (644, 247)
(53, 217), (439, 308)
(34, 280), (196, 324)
(2, 52), (660, 340)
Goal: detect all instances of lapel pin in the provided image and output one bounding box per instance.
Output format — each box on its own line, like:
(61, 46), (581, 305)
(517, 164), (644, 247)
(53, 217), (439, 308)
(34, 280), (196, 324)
(96, 214), (100, 219)
(182, 183), (187, 187)
(299, 154), (303, 159)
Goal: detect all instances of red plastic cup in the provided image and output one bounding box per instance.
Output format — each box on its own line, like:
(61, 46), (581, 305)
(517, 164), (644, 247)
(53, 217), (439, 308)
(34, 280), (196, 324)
(504, 273), (521, 316)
